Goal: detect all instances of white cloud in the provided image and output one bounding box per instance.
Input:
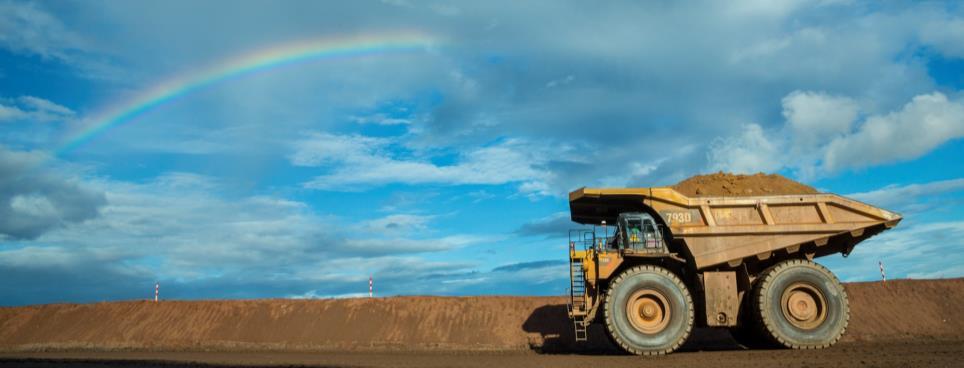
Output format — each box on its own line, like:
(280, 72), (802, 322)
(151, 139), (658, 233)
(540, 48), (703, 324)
(545, 75), (575, 88)
(6, 1), (953, 192)
(289, 133), (387, 167)
(0, 95), (74, 123)
(9, 194), (58, 217)
(292, 133), (554, 194)
(709, 91), (964, 176)
(729, 27), (828, 63)
(517, 181), (552, 197)
(0, 245), (92, 268)
(0, 104), (27, 121)
(61, 178), (329, 277)
(919, 17), (964, 59)
(465, 190), (495, 203)
(3, 1), (964, 303)
(0, 166), (496, 298)
(361, 213), (434, 234)
(725, 0), (851, 18)
(0, 1), (82, 60)
(823, 92), (964, 171)
(825, 221), (964, 282)
(0, 1), (123, 80)
(848, 178), (964, 213)
(597, 160), (664, 187)
(906, 264), (964, 280)
(350, 113), (413, 126)
(379, 0), (413, 8)
(336, 235), (484, 256)
(782, 90), (858, 146)
(428, 4), (461, 16)
(0, 147), (105, 240)
(707, 123), (783, 173)
(516, 211), (575, 237)
(152, 172), (221, 191)
(18, 96), (73, 115)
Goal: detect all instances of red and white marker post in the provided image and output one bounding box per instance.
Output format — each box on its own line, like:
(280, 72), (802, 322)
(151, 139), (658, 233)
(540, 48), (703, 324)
(369, 276), (373, 298)
(879, 261), (886, 282)
(154, 282), (159, 302)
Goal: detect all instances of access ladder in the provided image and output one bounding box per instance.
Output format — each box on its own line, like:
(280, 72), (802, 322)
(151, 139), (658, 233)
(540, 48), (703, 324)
(569, 257), (588, 342)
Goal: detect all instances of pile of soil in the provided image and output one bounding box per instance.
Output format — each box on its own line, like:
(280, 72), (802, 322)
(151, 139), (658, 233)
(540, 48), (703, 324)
(672, 172), (819, 197)
(0, 278), (960, 353)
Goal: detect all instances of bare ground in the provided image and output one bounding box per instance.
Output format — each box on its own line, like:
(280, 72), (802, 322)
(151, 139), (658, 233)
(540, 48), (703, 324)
(2, 279), (961, 352)
(1, 340), (962, 368)
(1, 279), (962, 367)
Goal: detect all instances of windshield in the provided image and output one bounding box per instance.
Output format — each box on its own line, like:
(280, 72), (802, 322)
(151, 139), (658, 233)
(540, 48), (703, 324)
(622, 216), (661, 250)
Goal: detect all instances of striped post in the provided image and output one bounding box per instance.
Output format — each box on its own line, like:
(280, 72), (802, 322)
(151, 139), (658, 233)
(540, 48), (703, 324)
(879, 261), (886, 282)
(369, 276), (373, 298)
(154, 282), (159, 302)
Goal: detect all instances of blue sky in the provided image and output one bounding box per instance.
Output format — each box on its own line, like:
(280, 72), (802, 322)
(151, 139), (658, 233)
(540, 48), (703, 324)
(0, 0), (962, 306)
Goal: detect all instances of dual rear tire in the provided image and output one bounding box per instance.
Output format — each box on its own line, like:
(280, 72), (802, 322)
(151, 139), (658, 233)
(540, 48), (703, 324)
(733, 259), (850, 349)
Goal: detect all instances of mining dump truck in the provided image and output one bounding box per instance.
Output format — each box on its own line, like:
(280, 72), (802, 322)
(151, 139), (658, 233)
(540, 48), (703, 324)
(566, 187), (901, 355)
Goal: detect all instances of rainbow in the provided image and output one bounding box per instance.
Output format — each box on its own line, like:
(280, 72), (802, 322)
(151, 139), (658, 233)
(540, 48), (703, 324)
(59, 32), (438, 153)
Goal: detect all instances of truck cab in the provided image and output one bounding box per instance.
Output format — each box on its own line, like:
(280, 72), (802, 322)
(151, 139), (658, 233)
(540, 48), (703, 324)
(614, 212), (666, 252)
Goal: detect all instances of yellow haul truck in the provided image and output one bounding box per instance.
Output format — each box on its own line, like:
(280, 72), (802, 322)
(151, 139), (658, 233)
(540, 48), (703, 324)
(566, 187), (901, 355)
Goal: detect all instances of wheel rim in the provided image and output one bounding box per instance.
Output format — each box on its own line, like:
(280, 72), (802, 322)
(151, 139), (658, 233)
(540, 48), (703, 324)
(626, 289), (671, 334)
(780, 282), (827, 330)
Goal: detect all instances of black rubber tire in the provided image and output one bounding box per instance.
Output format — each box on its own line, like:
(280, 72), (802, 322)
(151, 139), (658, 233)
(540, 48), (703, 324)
(730, 276), (776, 349)
(729, 278), (776, 349)
(749, 259), (850, 349)
(604, 265), (694, 355)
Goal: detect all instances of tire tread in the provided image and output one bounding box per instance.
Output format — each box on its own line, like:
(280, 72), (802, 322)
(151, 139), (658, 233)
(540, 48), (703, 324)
(751, 259), (850, 349)
(603, 265), (694, 355)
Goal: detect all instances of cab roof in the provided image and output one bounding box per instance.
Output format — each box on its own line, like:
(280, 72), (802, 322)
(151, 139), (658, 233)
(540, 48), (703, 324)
(568, 187), (658, 225)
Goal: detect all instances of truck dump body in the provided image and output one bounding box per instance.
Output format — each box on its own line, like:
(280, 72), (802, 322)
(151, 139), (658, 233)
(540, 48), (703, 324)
(570, 187), (902, 270)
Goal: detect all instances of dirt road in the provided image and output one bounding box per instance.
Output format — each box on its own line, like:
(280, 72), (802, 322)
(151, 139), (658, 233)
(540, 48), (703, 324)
(2, 340), (962, 368)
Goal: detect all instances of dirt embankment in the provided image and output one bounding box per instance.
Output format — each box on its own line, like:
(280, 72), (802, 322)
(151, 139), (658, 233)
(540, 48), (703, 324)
(672, 172), (819, 197)
(0, 278), (961, 353)
(0, 297), (559, 352)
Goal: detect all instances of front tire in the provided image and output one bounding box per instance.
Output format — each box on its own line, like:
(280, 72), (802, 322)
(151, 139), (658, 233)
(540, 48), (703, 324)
(604, 265), (694, 355)
(750, 259), (849, 349)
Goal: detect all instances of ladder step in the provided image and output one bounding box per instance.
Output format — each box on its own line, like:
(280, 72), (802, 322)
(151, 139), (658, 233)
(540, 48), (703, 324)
(573, 320), (588, 342)
(569, 256), (589, 343)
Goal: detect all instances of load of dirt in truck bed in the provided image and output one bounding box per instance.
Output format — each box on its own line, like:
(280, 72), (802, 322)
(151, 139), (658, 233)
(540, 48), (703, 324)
(672, 172), (819, 197)
(0, 278), (961, 353)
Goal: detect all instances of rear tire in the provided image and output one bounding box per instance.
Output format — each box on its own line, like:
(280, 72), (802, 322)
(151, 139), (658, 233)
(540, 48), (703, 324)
(730, 274), (775, 349)
(604, 265), (694, 355)
(749, 259), (849, 349)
